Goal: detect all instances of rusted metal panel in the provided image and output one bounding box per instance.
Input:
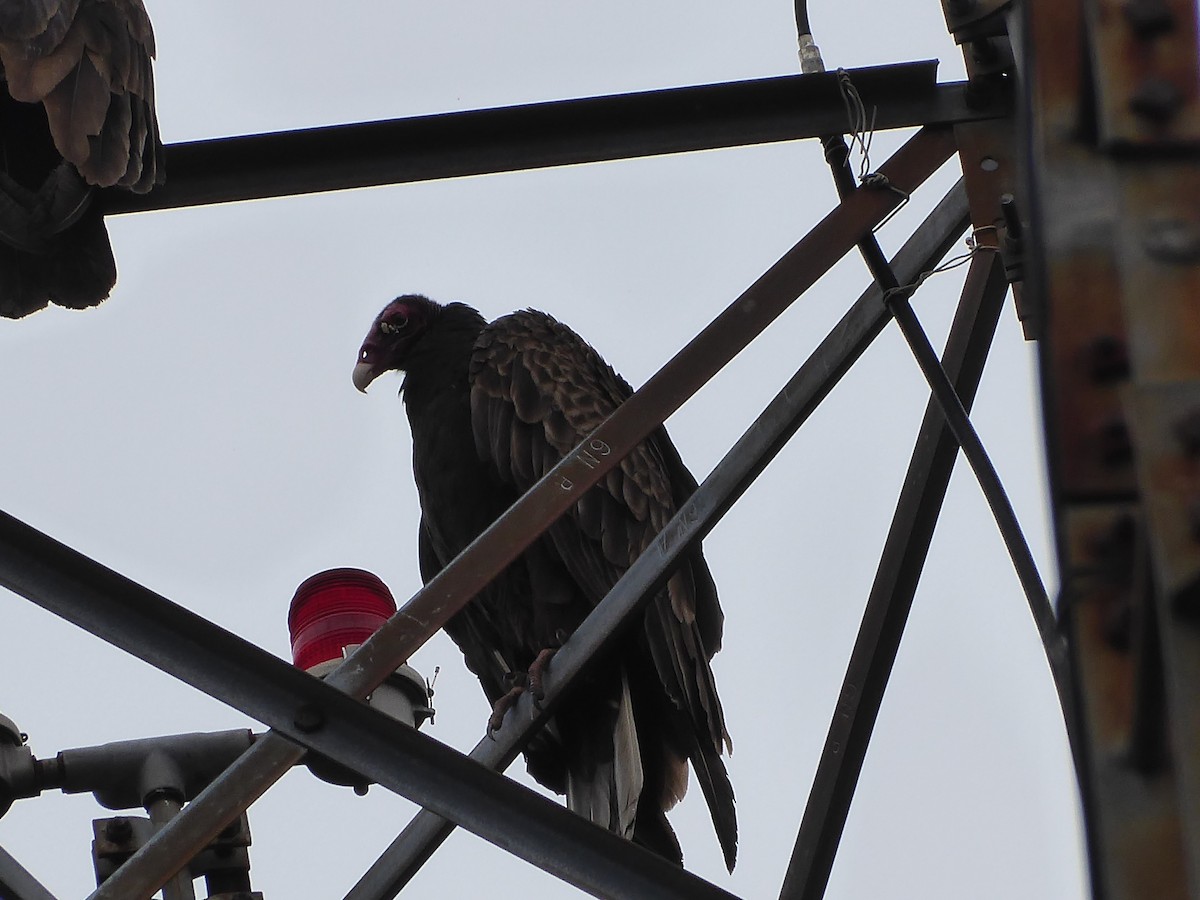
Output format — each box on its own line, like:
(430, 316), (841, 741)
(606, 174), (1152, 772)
(1104, 0), (1200, 875)
(1114, 165), (1200, 384)
(1084, 0), (1200, 148)
(1063, 506), (1188, 900)
(1125, 384), (1200, 607)
(1043, 253), (1137, 500)
(1027, 0), (1136, 503)
(1026, 0), (1200, 895)
(1123, 381), (1200, 893)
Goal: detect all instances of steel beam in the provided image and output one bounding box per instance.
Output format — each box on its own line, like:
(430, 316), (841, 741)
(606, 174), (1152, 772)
(346, 180), (973, 900)
(779, 247), (1011, 900)
(0, 845), (58, 900)
(99, 64), (997, 214)
(0, 513), (739, 900)
(0, 126), (957, 899)
(1027, 0), (1200, 895)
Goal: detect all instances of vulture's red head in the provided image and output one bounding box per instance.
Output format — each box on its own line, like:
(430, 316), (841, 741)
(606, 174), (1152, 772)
(353, 294), (440, 392)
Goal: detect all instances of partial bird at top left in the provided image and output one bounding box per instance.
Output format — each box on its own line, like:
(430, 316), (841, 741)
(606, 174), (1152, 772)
(0, 0), (163, 318)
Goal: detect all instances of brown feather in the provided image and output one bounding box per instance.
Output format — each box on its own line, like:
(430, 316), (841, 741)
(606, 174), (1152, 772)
(0, 0), (161, 317)
(0, 1), (77, 44)
(42, 50), (109, 164)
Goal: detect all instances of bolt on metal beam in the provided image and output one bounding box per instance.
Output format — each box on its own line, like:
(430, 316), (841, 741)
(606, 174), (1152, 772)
(345, 178), (972, 900)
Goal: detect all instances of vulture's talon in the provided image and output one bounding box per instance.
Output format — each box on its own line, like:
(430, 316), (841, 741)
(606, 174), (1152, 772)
(487, 681), (526, 736)
(527, 647), (557, 702)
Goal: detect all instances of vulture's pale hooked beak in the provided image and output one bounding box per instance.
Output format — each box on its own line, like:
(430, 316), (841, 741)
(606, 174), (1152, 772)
(352, 361), (377, 393)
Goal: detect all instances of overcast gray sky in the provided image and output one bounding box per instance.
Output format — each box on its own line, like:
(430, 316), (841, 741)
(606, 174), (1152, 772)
(0, 2), (1085, 898)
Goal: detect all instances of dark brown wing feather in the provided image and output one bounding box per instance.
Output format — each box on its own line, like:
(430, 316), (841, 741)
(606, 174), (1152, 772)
(0, 1), (79, 47)
(0, 0), (163, 191)
(468, 308), (736, 868)
(418, 516), (511, 707)
(0, 0), (162, 316)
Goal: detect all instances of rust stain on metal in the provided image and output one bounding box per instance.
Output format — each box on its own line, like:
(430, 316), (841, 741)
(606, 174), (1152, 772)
(1030, 0), (1200, 894)
(1044, 256), (1137, 498)
(1064, 505), (1190, 900)
(1125, 382), (1200, 608)
(1115, 167), (1200, 385)
(1086, 0), (1200, 146)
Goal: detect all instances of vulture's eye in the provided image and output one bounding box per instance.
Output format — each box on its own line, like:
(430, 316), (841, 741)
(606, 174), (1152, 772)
(380, 317), (408, 335)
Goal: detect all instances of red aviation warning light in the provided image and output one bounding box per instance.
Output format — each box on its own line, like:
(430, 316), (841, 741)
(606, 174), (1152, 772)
(289, 568), (397, 672)
(288, 568), (434, 790)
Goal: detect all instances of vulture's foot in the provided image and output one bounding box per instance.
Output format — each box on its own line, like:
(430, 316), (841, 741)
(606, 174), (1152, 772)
(485, 648), (558, 737)
(487, 680), (526, 737)
(526, 647), (557, 703)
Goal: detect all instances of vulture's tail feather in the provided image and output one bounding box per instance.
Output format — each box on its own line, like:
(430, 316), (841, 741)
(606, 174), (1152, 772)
(690, 730), (738, 872)
(563, 671), (651, 845)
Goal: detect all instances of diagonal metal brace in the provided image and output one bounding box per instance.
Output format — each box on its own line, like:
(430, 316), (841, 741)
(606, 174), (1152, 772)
(0, 844), (58, 900)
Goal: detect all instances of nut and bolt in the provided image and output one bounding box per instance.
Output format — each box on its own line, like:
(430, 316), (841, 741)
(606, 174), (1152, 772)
(1000, 193), (1024, 241)
(1123, 0), (1175, 37)
(1089, 511), (1138, 561)
(1130, 77), (1183, 123)
(1087, 335), (1131, 383)
(104, 816), (134, 844)
(1143, 218), (1200, 264)
(1173, 408), (1200, 458)
(1186, 496), (1200, 542)
(293, 704), (325, 734)
(1098, 417), (1135, 466)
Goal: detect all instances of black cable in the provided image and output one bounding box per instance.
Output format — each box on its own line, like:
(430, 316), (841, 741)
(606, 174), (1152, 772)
(885, 294), (1070, 689)
(821, 130), (1073, 720)
(794, 0), (811, 37)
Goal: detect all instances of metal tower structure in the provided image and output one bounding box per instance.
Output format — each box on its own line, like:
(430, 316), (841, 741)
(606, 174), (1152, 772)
(0, 0), (1197, 897)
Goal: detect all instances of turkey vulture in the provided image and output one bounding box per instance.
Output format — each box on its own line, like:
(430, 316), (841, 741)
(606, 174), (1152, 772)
(354, 294), (736, 870)
(0, 0), (163, 318)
